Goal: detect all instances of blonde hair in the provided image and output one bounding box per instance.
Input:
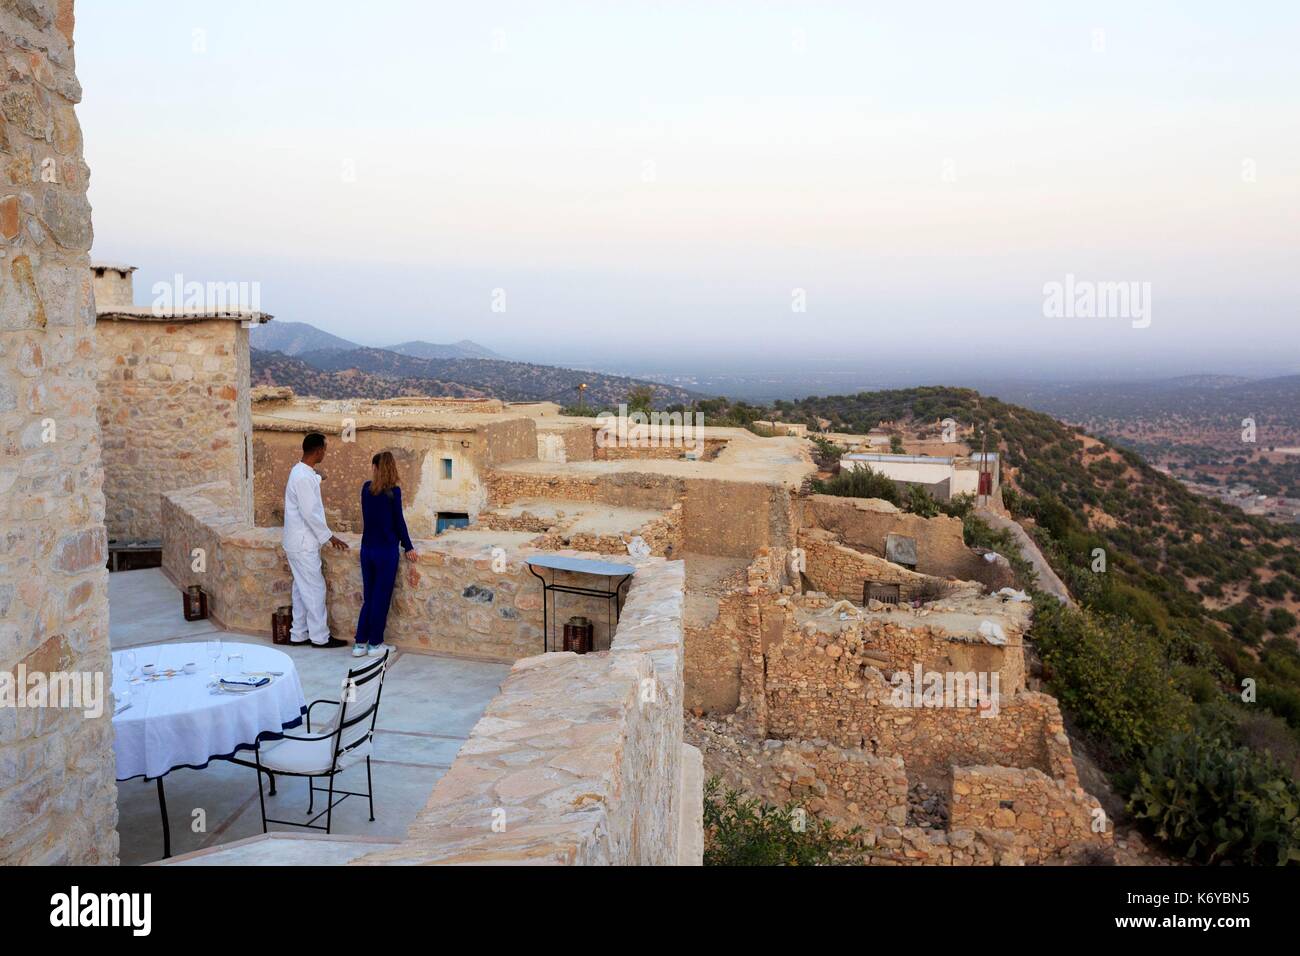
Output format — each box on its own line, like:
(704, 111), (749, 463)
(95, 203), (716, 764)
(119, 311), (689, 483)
(370, 451), (400, 496)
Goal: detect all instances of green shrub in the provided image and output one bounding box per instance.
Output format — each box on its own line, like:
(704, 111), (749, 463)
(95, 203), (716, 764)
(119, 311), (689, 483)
(1127, 732), (1300, 865)
(808, 436), (841, 470)
(810, 465), (899, 504)
(1031, 596), (1192, 761)
(703, 777), (866, 866)
(905, 484), (941, 517)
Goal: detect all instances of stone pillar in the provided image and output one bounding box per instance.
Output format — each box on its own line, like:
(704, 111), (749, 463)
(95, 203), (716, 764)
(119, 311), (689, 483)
(0, 0), (119, 864)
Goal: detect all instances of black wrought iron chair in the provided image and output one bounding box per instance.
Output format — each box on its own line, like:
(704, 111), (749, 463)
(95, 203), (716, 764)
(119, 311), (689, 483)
(252, 648), (390, 834)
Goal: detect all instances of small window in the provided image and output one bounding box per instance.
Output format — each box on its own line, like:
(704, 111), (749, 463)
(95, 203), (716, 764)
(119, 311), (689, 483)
(436, 512), (470, 535)
(441, 458), (453, 480)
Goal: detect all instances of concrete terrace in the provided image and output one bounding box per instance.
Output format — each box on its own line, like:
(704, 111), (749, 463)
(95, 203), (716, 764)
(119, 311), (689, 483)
(109, 569), (509, 866)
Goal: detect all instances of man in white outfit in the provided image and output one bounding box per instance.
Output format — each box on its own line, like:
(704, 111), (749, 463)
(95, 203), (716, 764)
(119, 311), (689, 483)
(282, 432), (350, 648)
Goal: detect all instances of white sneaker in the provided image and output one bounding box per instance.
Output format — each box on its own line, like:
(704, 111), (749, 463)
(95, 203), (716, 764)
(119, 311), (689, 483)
(352, 643), (368, 658)
(367, 643), (388, 657)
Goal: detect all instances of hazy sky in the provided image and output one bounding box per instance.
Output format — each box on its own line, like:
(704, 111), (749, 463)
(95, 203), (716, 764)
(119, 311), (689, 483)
(78, 1), (1299, 378)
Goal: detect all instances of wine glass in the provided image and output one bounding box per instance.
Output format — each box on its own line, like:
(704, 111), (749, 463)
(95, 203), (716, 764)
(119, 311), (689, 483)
(123, 650), (138, 683)
(226, 650), (245, 677)
(206, 638), (223, 684)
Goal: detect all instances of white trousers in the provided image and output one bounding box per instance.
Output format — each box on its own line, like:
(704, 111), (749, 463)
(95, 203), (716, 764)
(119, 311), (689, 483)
(285, 548), (330, 644)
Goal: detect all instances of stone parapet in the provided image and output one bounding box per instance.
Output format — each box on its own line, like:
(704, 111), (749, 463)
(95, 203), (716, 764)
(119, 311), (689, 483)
(161, 481), (649, 658)
(352, 559), (688, 865)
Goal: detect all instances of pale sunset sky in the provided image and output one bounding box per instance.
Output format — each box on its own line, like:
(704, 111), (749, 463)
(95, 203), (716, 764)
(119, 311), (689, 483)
(76, 1), (1300, 377)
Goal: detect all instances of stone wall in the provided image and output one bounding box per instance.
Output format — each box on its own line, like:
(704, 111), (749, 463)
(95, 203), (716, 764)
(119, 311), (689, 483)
(684, 547), (787, 714)
(96, 316), (251, 543)
(352, 559), (689, 865)
(163, 482), (643, 659)
(737, 596), (1054, 782)
(594, 438), (728, 461)
(487, 467), (683, 512)
(536, 424), (595, 463)
(0, 0), (119, 864)
(801, 494), (1012, 590)
(481, 501), (683, 558)
(780, 591), (1027, 697)
(798, 528), (960, 603)
(763, 740), (909, 828)
(949, 765), (1111, 862)
(681, 478), (797, 559)
(254, 423), (516, 536)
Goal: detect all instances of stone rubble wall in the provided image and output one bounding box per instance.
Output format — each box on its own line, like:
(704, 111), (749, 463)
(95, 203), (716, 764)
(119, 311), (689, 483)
(352, 559), (688, 865)
(762, 739), (909, 827)
(798, 527), (961, 603)
(853, 825), (1017, 865)
(949, 765), (1111, 862)
(0, 0), (119, 864)
(96, 317), (250, 543)
(478, 501), (683, 558)
(800, 494), (1013, 590)
(783, 591), (1028, 697)
(740, 599), (1062, 780)
(162, 482), (636, 659)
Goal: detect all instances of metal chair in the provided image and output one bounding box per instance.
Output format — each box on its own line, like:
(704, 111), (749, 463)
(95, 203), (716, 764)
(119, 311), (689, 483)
(253, 648), (390, 834)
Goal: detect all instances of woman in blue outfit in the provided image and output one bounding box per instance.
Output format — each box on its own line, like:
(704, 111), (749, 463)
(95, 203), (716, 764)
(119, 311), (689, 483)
(354, 451), (418, 657)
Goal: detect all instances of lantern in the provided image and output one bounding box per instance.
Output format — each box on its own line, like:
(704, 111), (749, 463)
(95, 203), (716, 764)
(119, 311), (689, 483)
(271, 605), (294, 645)
(182, 585), (209, 621)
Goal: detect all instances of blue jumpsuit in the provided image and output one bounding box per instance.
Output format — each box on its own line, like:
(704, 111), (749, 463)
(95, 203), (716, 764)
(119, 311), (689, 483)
(355, 482), (414, 646)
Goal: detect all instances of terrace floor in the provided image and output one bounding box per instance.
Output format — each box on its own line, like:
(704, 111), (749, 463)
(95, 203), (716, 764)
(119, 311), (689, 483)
(109, 569), (510, 866)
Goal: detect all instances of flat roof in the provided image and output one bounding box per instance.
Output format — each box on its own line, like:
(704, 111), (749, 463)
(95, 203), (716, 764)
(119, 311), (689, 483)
(97, 306), (272, 324)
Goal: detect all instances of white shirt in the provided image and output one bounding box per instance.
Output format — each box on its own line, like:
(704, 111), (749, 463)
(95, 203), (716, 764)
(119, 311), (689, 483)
(282, 461), (333, 553)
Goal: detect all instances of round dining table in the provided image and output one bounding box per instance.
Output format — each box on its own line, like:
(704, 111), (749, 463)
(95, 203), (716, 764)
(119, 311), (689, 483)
(111, 641), (307, 858)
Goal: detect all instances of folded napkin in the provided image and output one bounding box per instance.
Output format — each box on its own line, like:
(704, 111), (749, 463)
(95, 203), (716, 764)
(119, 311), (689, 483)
(219, 675), (270, 688)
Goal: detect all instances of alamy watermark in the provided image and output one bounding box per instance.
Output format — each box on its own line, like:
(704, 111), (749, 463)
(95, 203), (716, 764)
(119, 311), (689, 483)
(1042, 273), (1151, 328)
(151, 273), (261, 316)
(596, 404), (705, 456)
(889, 665), (1000, 718)
(0, 666), (105, 719)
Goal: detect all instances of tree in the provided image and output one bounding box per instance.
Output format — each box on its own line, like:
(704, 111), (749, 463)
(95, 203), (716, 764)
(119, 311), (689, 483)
(624, 386), (655, 416)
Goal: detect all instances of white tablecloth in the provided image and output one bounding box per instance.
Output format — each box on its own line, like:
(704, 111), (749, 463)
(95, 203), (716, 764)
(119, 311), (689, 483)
(111, 642), (307, 781)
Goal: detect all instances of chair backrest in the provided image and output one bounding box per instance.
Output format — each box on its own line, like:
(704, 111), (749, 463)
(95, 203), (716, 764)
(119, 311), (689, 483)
(328, 650), (390, 766)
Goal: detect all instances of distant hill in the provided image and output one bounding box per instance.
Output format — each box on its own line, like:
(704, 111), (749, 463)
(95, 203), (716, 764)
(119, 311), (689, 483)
(249, 321), (360, 356)
(252, 345), (701, 408)
(387, 339), (504, 361)
(251, 350), (490, 401)
(983, 375), (1300, 500)
(251, 322), (504, 362)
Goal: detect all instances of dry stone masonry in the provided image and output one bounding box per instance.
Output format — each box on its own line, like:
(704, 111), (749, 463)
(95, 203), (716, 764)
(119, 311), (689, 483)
(0, 0), (118, 865)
